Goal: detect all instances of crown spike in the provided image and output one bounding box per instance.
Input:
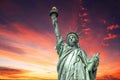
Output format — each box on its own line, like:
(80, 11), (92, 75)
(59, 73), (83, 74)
(77, 31), (83, 38)
(74, 26), (78, 33)
(78, 31), (82, 35)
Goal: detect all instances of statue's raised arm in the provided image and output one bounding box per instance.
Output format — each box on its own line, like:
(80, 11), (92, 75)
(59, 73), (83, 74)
(50, 7), (62, 41)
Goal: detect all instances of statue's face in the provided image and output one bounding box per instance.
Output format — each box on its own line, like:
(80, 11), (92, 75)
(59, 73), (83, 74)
(67, 33), (78, 47)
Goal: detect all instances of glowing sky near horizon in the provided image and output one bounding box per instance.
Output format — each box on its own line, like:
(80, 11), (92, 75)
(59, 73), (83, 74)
(0, 0), (120, 80)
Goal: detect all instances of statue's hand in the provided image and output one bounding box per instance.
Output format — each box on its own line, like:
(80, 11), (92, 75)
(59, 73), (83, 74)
(87, 53), (100, 71)
(93, 53), (100, 61)
(93, 53), (100, 69)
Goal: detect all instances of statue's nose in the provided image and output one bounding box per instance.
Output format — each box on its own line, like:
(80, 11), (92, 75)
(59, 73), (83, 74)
(70, 38), (72, 41)
(70, 38), (75, 42)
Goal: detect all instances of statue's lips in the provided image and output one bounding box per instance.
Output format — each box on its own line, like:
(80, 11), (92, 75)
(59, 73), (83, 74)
(68, 40), (77, 44)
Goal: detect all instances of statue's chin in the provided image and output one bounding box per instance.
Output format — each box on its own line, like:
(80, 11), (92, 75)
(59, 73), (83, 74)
(68, 43), (76, 47)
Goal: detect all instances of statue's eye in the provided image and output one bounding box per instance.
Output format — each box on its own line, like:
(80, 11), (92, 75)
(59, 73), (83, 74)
(69, 36), (72, 38)
(71, 36), (74, 39)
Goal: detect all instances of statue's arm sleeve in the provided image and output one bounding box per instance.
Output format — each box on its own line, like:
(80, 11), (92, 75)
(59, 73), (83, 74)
(51, 14), (65, 56)
(55, 37), (65, 57)
(81, 50), (89, 66)
(82, 50), (99, 71)
(81, 50), (99, 80)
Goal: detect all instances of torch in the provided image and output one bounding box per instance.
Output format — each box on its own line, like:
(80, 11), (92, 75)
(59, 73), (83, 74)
(50, 6), (58, 26)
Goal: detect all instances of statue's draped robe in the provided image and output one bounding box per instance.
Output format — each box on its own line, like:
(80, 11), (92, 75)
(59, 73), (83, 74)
(56, 39), (98, 80)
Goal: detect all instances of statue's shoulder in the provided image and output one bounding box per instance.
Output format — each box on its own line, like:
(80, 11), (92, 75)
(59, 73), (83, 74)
(79, 49), (87, 55)
(78, 48), (84, 52)
(79, 49), (85, 52)
(63, 43), (69, 48)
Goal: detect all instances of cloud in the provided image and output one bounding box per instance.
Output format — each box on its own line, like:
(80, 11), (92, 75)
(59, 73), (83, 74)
(0, 66), (26, 73)
(83, 18), (90, 23)
(0, 21), (57, 65)
(101, 42), (109, 47)
(0, 21), (58, 79)
(0, 41), (25, 54)
(103, 33), (117, 40)
(0, 67), (28, 78)
(82, 27), (92, 35)
(0, 57), (58, 79)
(82, 13), (88, 17)
(82, 27), (91, 31)
(100, 19), (107, 24)
(96, 75), (120, 80)
(107, 24), (120, 31)
(80, 6), (86, 10)
(0, 22), (55, 48)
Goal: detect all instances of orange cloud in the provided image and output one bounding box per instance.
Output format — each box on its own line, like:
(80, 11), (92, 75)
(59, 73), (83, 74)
(0, 67), (57, 79)
(0, 22), (58, 79)
(0, 67), (29, 79)
(96, 70), (120, 80)
(107, 24), (120, 31)
(103, 33), (117, 40)
(96, 75), (120, 80)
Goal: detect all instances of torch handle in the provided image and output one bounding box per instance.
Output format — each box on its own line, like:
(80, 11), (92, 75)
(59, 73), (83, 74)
(51, 14), (58, 26)
(50, 7), (61, 40)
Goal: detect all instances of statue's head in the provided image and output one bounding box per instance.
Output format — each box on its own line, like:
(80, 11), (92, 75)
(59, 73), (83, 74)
(66, 32), (79, 47)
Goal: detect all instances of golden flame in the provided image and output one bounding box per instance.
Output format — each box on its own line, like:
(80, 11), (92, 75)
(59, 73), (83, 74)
(52, 6), (57, 10)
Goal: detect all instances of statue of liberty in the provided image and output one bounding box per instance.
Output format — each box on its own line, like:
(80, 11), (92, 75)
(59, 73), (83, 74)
(50, 7), (100, 80)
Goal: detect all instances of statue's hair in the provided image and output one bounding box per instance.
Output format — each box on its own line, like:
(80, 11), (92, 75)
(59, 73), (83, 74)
(66, 32), (79, 39)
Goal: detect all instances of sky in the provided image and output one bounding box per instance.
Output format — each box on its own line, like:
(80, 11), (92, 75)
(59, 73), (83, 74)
(0, 0), (120, 80)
